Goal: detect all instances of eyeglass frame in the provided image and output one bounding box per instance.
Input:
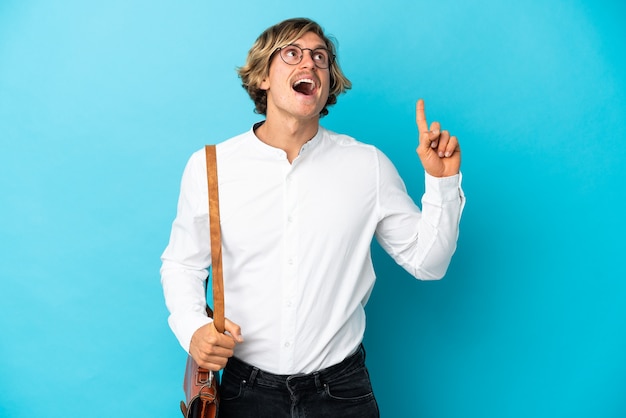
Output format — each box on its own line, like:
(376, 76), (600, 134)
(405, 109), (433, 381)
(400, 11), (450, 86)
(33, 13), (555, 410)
(273, 44), (336, 69)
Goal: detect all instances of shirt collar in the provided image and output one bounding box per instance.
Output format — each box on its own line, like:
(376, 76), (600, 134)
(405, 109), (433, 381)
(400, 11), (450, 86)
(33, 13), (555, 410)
(248, 121), (324, 160)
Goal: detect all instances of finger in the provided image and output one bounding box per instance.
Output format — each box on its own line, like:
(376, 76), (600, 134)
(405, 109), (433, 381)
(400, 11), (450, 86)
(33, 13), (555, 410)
(224, 318), (244, 343)
(429, 121), (441, 149)
(437, 130), (450, 157)
(193, 327), (235, 353)
(198, 341), (235, 359)
(444, 135), (459, 158)
(214, 332), (237, 350)
(201, 322), (236, 349)
(189, 338), (232, 371)
(416, 99), (428, 133)
(198, 356), (230, 371)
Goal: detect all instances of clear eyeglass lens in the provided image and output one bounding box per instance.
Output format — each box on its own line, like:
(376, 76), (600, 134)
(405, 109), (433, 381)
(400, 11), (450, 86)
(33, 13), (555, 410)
(279, 46), (330, 68)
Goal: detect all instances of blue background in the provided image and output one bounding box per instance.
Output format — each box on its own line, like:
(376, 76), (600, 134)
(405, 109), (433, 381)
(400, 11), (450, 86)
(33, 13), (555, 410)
(1, 1), (625, 417)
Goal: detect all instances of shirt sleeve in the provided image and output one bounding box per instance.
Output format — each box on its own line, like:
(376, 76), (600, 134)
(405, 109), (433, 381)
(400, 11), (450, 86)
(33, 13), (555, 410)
(374, 150), (465, 280)
(160, 150), (213, 352)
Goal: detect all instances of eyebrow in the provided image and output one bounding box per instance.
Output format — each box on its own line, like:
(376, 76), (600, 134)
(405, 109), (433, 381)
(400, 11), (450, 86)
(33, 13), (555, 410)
(291, 42), (329, 50)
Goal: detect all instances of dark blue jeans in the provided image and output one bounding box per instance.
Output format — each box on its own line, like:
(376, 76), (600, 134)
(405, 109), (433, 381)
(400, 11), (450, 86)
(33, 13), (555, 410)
(218, 345), (379, 418)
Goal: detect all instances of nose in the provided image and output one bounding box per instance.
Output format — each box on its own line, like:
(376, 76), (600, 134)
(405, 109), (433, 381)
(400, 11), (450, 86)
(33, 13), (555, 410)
(299, 49), (316, 69)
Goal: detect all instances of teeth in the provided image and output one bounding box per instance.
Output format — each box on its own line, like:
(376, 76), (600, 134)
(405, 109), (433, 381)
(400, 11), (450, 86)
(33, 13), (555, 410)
(293, 78), (314, 87)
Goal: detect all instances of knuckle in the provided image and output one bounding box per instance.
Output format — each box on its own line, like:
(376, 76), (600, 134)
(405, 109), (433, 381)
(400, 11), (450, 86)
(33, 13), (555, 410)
(203, 361), (218, 371)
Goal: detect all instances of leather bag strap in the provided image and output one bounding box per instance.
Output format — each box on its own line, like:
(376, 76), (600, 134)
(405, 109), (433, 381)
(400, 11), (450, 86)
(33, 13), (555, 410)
(205, 145), (225, 334)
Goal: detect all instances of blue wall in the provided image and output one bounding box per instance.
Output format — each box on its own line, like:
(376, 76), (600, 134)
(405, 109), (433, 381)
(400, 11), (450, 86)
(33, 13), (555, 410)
(1, 1), (624, 417)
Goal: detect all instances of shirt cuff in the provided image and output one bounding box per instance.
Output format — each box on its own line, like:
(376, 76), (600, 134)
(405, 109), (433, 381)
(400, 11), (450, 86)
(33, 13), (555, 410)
(424, 172), (464, 203)
(170, 313), (213, 353)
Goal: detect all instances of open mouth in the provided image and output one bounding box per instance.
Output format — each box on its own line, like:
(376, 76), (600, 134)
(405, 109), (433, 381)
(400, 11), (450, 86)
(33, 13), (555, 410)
(292, 78), (316, 96)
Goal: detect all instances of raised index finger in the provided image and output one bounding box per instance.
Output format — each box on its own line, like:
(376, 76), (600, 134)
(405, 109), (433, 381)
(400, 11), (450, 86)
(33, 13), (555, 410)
(416, 98), (428, 133)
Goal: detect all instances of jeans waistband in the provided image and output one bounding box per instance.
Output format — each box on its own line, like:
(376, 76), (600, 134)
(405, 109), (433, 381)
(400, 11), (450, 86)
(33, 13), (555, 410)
(223, 344), (366, 391)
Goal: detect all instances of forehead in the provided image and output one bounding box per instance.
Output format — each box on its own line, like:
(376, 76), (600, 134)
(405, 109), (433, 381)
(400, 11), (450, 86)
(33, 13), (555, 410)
(287, 31), (327, 49)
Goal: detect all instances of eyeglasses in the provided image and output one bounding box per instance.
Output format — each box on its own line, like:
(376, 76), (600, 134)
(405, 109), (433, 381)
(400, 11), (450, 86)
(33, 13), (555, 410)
(275, 44), (335, 69)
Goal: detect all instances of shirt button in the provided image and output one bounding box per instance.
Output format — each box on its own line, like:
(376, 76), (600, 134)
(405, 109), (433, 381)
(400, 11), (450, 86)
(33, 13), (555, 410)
(287, 258), (294, 265)
(284, 342), (291, 348)
(287, 215), (293, 223)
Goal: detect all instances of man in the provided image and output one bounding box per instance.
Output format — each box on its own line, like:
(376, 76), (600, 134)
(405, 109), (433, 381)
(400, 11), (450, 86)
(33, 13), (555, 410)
(161, 17), (464, 417)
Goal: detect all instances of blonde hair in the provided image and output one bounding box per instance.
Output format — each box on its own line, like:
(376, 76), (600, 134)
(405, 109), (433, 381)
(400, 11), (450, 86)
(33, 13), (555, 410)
(237, 18), (352, 117)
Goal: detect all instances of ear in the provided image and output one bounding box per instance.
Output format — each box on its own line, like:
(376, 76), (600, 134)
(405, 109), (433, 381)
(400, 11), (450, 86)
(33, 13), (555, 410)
(259, 76), (270, 91)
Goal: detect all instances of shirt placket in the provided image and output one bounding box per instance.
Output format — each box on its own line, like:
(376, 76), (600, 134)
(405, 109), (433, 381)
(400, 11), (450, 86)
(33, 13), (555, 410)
(280, 165), (299, 371)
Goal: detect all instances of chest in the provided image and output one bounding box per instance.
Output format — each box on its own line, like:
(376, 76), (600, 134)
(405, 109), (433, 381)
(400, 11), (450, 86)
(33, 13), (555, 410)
(216, 155), (378, 245)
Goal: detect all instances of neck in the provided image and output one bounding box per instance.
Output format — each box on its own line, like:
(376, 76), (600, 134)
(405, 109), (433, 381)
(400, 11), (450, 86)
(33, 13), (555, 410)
(255, 113), (320, 163)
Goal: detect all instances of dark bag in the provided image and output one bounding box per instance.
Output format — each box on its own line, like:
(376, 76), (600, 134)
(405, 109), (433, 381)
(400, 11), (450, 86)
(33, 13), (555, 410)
(180, 145), (226, 418)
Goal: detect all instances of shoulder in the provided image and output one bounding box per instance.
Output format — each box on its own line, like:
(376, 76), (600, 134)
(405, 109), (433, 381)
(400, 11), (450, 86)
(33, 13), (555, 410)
(187, 128), (255, 165)
(319, 126), (390, 162)
(319, 126), (380, 155)
(320, 126), (366, 147)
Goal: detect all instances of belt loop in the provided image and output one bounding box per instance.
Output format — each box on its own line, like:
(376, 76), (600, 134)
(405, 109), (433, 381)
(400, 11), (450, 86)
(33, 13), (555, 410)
(314, 372), (323, 391)
(248, 367), (259, 387)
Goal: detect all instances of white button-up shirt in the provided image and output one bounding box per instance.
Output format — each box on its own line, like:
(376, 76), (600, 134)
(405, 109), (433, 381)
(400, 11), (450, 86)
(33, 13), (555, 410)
(161, 125), (465, 374)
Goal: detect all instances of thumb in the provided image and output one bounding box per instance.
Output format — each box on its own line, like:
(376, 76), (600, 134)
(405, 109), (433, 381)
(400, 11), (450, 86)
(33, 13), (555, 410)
(224, 318), (244, 343)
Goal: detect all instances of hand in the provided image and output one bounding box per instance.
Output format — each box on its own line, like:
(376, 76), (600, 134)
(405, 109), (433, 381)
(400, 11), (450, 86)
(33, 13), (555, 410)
(415, 99), (461, 177)
(189, 319), (244, 371)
